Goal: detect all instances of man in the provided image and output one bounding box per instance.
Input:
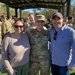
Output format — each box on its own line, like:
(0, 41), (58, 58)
(24, 17), (30, 30)
(49, 12), (75, 75)
(28, 14), (50, 75)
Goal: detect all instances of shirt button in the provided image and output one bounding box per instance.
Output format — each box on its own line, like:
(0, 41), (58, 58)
(53, 45), (54, 47)
(53, 55), (54, 56)
(54, 41), (55, 42)
(53, 50), (54, 52)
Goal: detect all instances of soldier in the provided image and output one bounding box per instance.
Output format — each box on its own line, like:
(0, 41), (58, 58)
(67, 17), (75, 29)
(1, 15), (12, 39)
(44, 18), (52, 29)
(7, 15), (14, 25)
(28, 14), (50, 75)
(24, 17), (30, 31)
(0, 21), (2, 53)
(73, 18), (75, 24)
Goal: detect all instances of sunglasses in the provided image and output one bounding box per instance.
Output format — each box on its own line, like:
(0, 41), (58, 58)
(54, 31), (57, 40)
(14, 25), (24, 28)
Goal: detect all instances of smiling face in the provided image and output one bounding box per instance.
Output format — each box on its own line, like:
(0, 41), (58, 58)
(52, 16), (64, 31)
(35, 20), (45, 31)
(29, 14), (35, 23)
(14, 20), (24, 34)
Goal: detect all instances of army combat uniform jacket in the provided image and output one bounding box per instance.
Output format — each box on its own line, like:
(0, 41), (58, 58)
(28, 28), (50, 75)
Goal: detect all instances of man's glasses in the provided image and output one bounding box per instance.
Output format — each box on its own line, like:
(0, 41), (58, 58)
(54, 32), (57, 40)
(14, 25), (24, 28)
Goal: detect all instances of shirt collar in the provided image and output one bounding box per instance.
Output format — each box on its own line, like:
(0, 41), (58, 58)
(61, 24), (66, 31)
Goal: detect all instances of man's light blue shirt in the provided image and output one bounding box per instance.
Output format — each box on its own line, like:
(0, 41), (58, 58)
(49, 25), (75, 68)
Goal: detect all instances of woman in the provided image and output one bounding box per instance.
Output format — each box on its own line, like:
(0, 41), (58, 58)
(1, 19), (30, 75)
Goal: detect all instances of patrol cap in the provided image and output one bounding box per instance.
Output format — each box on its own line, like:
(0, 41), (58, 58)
(35, 15), (46, 21)
(52, 12), (63, 19)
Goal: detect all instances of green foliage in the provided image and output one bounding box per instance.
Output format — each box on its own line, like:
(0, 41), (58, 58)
(22, 10), (30, 18)
(0, 72), (7, 75)
(9, 7), (15, 16)
(0, 70), (75, 75)
(41, 8), (57, 19)
(0, 2), (6, 15)
(0, 2), (30, 17)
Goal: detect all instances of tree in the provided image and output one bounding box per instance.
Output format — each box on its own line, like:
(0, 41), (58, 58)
(41, 8), (57, 18)
(0, 2), (6, 15)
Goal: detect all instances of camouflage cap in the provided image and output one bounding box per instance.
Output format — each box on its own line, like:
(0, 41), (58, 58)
(35, 15), (46, 21)
(52, 12), (63, 19)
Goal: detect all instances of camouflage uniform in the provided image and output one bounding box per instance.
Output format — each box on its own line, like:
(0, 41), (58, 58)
(8, 19), (15, 33)
(28, 29), (50, 75)
(8, 19), (14, 25)
(24, 22), (30, 31)
(24, 22), (30, 29)
(67, 23), (75, 30)
(1, 20), (12, 39)
(44, 23), (51, 29)
(0, 22), (2, 46)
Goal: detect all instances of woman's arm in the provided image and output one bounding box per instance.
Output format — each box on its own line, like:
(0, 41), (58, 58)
(1, 34), (15, 75)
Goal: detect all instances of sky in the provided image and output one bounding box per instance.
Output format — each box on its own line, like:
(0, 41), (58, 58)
(24, 8), (41, 13)
(71, 0), (75, 5)
(25, 9), (36, 13)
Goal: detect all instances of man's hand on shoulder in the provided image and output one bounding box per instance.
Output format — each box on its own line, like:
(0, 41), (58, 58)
(27, 28), (34, 34)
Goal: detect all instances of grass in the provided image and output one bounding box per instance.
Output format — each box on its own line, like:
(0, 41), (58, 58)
(70, 70), (75, 75)
(0, 72), (7, 75)
(0, 54), (75, 75)
(0, 70), (75, 75)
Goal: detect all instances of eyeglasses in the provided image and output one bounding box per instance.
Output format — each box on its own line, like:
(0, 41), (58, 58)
(14, 25), (24, 28)
(54, 31), (57, 40)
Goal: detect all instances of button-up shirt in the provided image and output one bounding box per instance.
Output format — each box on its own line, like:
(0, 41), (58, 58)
(49, 24), (75, 68)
